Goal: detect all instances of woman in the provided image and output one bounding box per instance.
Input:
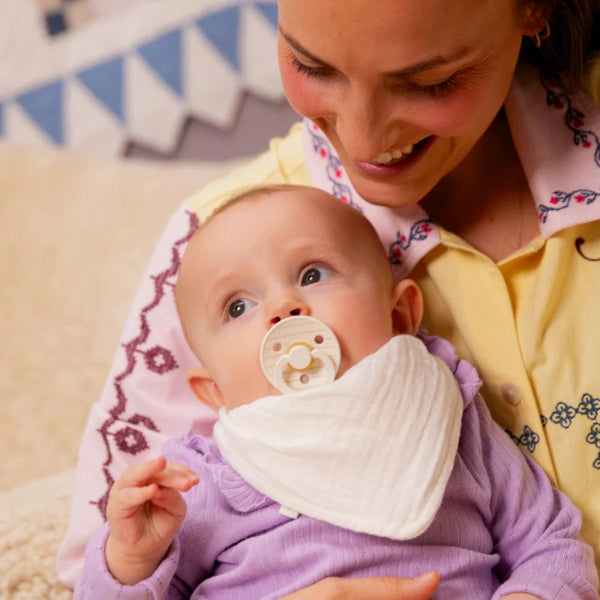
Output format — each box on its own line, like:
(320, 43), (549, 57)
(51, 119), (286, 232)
(59, 0), (600, 597)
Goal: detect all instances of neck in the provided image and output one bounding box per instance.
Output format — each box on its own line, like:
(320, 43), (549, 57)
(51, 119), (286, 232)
(421, 110), (540, 262)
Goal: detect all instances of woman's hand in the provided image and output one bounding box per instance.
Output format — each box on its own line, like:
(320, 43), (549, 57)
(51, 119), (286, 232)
(105, 456), (199, 585)
(280, 571), (440, 599)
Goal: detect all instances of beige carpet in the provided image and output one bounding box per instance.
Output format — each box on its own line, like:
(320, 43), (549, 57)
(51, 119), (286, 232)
(0, 142), (242, 597)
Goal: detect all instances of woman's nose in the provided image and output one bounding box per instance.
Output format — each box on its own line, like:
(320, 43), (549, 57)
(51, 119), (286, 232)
(335, 90), (401, 160)
(267, 297), (310, 325)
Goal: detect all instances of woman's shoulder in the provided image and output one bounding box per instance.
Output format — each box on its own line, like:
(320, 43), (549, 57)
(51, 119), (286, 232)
(184, 121), (309, 220)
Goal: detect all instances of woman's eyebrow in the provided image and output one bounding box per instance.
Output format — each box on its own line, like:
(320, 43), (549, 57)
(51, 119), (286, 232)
(279, 29), (331, 67)
(280, 26), (471, 76)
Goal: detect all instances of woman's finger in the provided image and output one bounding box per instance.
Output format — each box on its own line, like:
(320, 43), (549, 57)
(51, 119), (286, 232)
(280, 572), (440, 600)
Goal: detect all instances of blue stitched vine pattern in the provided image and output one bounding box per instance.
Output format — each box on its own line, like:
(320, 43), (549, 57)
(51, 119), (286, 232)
(541, 76), (600, 167)
(388, 220), (435, 265)
(306, 123), (359, 210)
(537, 188), (600, 224)
(536, 76), (600, 226)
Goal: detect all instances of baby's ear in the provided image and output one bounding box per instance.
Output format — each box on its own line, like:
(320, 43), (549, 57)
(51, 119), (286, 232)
(391, 279), (423, 336)
(187, 367), (225, 412)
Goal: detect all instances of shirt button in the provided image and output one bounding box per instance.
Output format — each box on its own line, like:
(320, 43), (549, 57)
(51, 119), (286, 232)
(501, 382), (522, 406)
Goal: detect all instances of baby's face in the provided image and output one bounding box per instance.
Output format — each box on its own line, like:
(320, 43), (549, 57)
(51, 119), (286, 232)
(177, 187), (407, 409)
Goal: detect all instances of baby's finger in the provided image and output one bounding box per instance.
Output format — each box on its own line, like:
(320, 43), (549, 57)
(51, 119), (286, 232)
(151, 486), (188, 518)
(152, 461), (199, 492)
(114, 456), (168, 490)
(108, 483), (159, 518)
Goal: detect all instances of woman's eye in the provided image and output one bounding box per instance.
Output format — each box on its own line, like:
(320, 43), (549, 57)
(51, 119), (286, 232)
(290, 55), (331, 78)
(227, 298), (255, 320)
(300, 266), (333, 286)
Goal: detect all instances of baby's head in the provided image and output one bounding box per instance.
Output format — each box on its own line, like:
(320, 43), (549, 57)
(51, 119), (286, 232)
(175, 184), (422, 411)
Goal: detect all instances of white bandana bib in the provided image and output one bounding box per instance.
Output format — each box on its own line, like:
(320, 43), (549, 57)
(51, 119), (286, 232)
(213, 335), (463, 540)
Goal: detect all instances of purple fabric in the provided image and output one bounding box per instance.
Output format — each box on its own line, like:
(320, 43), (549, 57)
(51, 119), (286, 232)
(74, 336), (598, 600)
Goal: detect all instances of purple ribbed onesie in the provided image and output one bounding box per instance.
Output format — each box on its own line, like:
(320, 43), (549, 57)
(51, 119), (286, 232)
(74, 336), (598, 599)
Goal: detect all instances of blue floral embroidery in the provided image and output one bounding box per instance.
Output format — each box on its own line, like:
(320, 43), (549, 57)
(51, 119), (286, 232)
(549, 401), (577, 429)
(389, 220), (435, 264)
(578, 393), (600, 420)
(586, 423), (600, 449)
(518, 426), (540, 453)
(541, 393), (600, 471)
(540, 414), (548, 427)
(508, 425), (540, 454)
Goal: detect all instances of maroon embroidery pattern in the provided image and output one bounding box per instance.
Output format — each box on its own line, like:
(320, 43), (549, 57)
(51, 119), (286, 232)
(92, 210), (199, 518)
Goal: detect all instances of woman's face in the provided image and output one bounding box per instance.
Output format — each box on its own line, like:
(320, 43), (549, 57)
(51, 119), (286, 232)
(277, 0), (532, 208)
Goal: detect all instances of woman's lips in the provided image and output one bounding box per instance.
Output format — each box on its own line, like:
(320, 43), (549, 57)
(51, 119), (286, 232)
(354, 136), (435, 177)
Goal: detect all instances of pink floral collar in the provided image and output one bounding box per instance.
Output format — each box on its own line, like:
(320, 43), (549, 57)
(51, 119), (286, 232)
(303, 65), (600, 277)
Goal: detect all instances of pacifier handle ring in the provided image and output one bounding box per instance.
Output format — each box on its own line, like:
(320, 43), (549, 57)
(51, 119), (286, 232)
(273, 348), (337, 393)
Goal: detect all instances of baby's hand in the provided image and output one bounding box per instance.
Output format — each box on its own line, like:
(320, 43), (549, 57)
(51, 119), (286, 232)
(105, 456), (199, 585)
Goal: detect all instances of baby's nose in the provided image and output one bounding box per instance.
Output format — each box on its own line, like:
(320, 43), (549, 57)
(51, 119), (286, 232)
(270, 306), (303, 325)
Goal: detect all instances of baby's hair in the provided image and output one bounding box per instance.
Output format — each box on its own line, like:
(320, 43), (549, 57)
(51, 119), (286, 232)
(200, 184), (391, 272)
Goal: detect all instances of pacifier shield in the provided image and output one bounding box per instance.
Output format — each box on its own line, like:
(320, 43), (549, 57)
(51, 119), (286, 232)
(260, 316), (341, 393)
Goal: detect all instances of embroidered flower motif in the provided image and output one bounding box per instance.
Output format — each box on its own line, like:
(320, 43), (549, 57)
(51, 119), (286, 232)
(114, 426), (149, 455)
(540, 414), (548, 427)
(306, 123), (359, 209)
(94, 210), (200, 519)
(518, 425), (540, 453)
(585, 423), (600, 449)
(549, 402), (577, 429)
(541, 75), (600, 168)
(128, 413), (159, 431)
(537, 189), (600, 224)
(388, 219), (436, 265)
(143, 345), (178, 374)
(594, 452), (600, 470)
(578, 393), (600, 420)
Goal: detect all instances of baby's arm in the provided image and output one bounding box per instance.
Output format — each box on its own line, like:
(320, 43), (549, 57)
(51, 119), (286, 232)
(105, 456), (199, 585)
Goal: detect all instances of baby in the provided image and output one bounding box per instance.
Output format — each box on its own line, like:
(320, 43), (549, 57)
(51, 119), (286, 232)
(74, 185), (598, 600)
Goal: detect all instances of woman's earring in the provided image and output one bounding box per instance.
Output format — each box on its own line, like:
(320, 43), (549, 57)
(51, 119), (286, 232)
(532, 22), (551, 48)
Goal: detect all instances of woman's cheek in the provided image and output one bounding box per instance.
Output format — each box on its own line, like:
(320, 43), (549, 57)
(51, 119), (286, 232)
(278, 64), (328, 120)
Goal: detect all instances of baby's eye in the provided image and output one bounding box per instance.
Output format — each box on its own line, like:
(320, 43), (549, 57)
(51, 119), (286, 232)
(300, 266), (333, 286)
(227, 298), (255, 320)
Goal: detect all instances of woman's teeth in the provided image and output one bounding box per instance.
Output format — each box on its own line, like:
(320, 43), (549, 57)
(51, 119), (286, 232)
(372, 144), (414, 164)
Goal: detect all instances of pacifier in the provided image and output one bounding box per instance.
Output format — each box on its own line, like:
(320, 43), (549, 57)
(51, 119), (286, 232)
(260, 316), (341, 394)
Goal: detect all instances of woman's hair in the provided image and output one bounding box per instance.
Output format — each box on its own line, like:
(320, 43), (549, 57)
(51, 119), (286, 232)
(520, 0), (600, 90)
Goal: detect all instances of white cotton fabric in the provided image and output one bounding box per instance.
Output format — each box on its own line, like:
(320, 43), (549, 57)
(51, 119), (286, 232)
(213, 335), (464, 540)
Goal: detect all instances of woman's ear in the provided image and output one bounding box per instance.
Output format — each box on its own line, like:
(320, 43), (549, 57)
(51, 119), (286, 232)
(391, 279), (423, 336)
(187, 367), (225, 412)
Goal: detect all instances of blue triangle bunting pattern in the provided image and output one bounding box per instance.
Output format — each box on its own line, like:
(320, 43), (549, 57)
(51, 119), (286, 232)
(255, 2), (278, 29)
(138, 29), (184, 97)
(197, 7), (241, 72)
(77, 56), (125, 122)
(17, 81), (64, 144)
(0, 2), (282, 153)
